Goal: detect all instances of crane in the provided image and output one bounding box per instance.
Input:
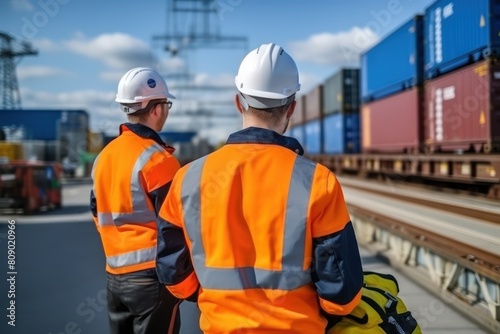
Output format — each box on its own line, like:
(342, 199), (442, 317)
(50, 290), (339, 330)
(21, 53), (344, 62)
(153, 0), (247, 56)
(0, 31), (38, 109)
(151, 0), (247, 132)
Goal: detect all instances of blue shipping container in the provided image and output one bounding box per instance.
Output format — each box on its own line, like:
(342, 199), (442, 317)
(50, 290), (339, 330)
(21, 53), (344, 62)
(304, 119), (321, 154)
(424, 0), (500, 79)
(290, 125), (305, 148)
(323, 113), (360, 154)
(361, 15), (423, 102)
(0, 109), (89, 140)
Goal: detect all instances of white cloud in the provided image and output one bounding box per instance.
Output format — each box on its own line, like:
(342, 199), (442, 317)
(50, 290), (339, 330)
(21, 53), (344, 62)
(21, 89), (114, 107)
(32, 38), (62, 52)
(97, 58), (188, 87)
(192, 73), (234, 88)
(10, 0), (34, 11)
(297, 72), (322, 96)
(100, 71), (124, 82)
(158, 57), (186, 74)
(289, 27), (379, 66)
(164, 72), (236, 114)
(64, 33), (155, 70)
(17, 66), (74, 80)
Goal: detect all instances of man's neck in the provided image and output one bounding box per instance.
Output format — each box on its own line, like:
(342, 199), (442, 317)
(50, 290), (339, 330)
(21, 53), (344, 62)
(242, 119), (283, 135)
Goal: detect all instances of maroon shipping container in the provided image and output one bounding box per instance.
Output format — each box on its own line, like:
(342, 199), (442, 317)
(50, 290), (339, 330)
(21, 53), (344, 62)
(362, 87), (422, 153)
(290, 95), (305, 126)
(304, 85), (323, 122)
(424, 59), (500, 153)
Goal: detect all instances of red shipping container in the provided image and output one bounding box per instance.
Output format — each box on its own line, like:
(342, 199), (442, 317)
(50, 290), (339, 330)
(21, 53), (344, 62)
(424, 59), (500, 153)
(362, 88), (422, 153)
(304, 85), (323, 122)
(290, 95), (305, 126)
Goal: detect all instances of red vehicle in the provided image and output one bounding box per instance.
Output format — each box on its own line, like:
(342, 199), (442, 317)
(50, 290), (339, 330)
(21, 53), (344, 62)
(0, 161), (62, 214)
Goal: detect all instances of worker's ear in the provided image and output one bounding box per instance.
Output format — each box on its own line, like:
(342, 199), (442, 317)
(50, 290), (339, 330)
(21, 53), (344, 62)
(286, 100), (296, 120)
(151, 103), (161, 116)
(234, 94), (244, 115)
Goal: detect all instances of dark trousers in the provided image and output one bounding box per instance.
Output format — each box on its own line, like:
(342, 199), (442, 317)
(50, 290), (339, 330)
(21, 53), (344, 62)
(107, 269), (181, 334)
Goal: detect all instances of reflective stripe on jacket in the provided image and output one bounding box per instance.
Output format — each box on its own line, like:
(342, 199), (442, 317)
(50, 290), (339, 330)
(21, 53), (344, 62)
(91, 123), (180, 275)
(157, 127), (363, 333)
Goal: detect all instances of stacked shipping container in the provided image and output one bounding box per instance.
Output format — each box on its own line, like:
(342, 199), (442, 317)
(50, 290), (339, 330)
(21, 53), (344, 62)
(360, 0), (500, 153)
(424, 0), (500, 79)
(323, 113), (360, 154)
(361, 15), (424, 153)
(304, 85), (324, 154)
(362, 88), (422, 152)
(289, 68), (361, 154)
(279, 0), (500, 156)
(361, 15), (424, 102)
(289, 95), (306, 147)
(322, 69), (361, 154)
(424, 59), (500, 153)
(423, 0), (500, 152)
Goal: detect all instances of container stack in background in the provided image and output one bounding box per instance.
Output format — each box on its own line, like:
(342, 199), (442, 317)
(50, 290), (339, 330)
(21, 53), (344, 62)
(287, 68), (361, 155)
(322, 68), (361, 154)
(361, 15), (424, 153)
(423, 0), (500, 153)
(288, 0), (500, 159)
(304, 85), (324, 154)
(361, 0), (500, 154)
(288, 95), (306, 147)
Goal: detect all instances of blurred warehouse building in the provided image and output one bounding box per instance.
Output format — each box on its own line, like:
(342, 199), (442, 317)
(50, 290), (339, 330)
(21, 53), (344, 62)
(0, 109), (99, 176)
(1, 108), (215, 176)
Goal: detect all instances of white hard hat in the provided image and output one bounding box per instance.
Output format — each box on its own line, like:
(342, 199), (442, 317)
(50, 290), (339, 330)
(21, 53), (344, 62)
(235, 43), (300, 109)
(115, 67), (175, 114)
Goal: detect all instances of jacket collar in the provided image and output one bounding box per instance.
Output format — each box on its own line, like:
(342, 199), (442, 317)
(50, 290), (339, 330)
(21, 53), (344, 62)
(120, 123), (175, 153)
(225, 127), (304, 155)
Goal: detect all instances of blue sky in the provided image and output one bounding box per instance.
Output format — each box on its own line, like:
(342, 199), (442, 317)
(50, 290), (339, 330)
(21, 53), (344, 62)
(1, 0), (436, 144)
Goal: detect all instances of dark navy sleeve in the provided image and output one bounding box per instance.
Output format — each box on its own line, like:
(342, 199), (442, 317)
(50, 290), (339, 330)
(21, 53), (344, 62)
(90, 189), (97, 218)
(149, 181), (171, 216)
(156, 216), (199, 301)
(312, 221), (363, 312)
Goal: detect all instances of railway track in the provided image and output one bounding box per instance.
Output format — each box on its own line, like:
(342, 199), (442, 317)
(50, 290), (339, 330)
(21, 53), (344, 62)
(341, 180), (500, 333)
(348, 204), (500, 281)
(345, 182), (499, 225)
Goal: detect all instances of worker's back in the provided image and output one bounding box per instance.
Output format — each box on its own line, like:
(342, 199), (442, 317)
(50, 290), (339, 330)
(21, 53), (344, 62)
(156, 43), (363, 333)
(92, 124), (179, 275)
(177, 137), (351, 333)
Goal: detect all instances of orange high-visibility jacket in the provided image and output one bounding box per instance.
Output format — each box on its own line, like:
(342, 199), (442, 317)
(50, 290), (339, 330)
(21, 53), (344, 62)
(91, 123), (180, 275)
(157, 127), (363, 333)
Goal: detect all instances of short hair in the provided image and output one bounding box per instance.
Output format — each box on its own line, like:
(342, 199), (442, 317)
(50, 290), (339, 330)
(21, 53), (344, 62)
(123, 99), (163, 123)
(127, 110), (150, 123)
(244, 101), (292, 127)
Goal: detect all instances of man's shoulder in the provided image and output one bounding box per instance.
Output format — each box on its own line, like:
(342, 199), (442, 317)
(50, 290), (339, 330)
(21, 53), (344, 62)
(295, 155), (336, 178)
(179, 152), (212, 170)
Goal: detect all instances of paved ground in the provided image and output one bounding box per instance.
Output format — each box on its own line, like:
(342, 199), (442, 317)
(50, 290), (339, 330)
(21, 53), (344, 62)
(0, 182), (202, 334)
